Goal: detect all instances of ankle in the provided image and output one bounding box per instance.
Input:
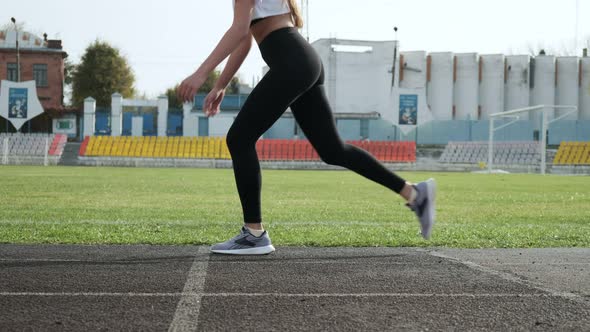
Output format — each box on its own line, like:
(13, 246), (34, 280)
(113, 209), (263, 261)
(245, 223), (264, 231)
(401, 183), (417, 203)
(245, 223), (265, 237)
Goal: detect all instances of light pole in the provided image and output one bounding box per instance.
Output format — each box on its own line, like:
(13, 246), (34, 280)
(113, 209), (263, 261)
(391, 27), (398, 88)
(11, 17), (20, 82)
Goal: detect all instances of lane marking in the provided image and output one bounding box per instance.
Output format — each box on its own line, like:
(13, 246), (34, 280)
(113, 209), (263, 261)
(425, 250), (589, 305)
(168, 246), (210, 332)
(0, 258), (201, 263)
(2, 258), (588, 266)
(202, 293), (552, 298)
(0, 292), (557, 298)
(0, 292), (186, 297)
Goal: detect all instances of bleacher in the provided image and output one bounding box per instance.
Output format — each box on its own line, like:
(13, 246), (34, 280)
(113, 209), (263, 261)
(0, 133), (67, 157)
(255, 140), (415, 162)
(81, 136), (417, 163)
(439, 141), (541, 165)
(82, 136), (231, 159)
(553, 142), (590, 165)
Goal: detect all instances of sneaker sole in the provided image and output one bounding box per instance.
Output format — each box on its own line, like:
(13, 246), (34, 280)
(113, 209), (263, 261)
(422, 178), (437, 240)
(210, 245), (276, 255)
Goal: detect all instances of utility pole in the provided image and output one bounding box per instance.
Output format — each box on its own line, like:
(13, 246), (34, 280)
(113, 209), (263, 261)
(391, 27), (398, 88)
(11, 17), (20, 82)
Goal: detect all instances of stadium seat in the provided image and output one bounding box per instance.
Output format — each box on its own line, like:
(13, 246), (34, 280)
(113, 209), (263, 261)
(554, 141), (590, 165)
(440, 141), (541, 165)
(77, 137), (418, 163)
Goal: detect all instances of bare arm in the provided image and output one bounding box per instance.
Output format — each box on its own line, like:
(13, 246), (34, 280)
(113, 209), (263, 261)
(215, 35), (253, 90)
(201, 37), (252, 117)
(178, 0), (255, 102)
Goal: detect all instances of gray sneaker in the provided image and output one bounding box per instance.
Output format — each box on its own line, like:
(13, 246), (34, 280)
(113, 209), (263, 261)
(210, 226), (276, 255)
(407, 178), (436, 240)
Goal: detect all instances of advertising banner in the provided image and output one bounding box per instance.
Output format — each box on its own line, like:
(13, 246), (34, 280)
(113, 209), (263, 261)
(0, 80), (44, 130)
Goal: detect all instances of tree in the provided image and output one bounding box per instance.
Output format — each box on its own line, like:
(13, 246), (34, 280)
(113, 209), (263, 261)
(64, 58), (75, 85)
(165, 85), (183, 109)
(71, 40), (135, 107)
(165, 71), (242, 109)
(228, 76), (240, 94)
(523, 36), (590, 57)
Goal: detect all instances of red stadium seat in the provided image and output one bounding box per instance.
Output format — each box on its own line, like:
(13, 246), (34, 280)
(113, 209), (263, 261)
(287, 140), (295, 160)
(79, 136), (90, 156)
(262, 140), (271, 160)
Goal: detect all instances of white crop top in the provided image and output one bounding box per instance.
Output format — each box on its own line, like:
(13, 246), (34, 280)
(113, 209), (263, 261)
(233, 0), (291, 21)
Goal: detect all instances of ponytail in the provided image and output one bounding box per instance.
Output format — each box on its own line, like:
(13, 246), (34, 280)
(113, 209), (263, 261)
(286, 0), (304, 28)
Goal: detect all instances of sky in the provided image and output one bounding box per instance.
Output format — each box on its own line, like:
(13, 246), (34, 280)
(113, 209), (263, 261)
(2, 0), (589, 99)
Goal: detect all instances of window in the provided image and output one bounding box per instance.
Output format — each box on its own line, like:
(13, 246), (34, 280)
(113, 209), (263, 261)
(360, 119), (369, 139)
(294, 122), (300, 137)
(198, 117), (209, 137)
(7, 63), (18, 82)
(57, 120), (73, 130)
(33, 64), (48, 87)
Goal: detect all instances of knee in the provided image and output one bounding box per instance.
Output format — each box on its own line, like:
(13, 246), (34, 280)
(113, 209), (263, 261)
(226, 127), (241, 152)
(319, 147), (346, 166)
(226, 126), (256, 153)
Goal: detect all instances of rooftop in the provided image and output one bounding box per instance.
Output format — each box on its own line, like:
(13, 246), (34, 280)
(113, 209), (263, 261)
(0, 29), (65, 53)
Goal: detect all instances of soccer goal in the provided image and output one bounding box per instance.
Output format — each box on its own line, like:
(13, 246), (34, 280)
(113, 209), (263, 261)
(1, 133), (54, 166)
(488, 105), (578, 174)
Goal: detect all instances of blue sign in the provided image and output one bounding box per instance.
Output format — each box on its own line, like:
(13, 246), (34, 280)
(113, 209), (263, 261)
(8, 88), (28, 119)
(399, 94), (418, 125)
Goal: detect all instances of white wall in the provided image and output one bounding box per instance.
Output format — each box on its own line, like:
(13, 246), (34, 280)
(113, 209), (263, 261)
(274, 37), (590, 123)
(581, 57), (590, 120)
(427, 52), (454, 120)
(454, 53), (479, 120)
(530, 55), (556, 123)
(208, 116), (235, 137)
(555, 57), (580, 120)
(505, 55), (530, 119)
(400, 51), (427, 89)
(312, 39), (397, 119)
(479, 54), (505, 120)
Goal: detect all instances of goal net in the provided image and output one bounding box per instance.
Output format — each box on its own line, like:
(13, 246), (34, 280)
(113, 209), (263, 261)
(488, 105), (578, 174)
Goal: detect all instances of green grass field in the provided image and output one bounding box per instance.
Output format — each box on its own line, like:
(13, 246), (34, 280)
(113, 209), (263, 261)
(0, 165), (589, 248)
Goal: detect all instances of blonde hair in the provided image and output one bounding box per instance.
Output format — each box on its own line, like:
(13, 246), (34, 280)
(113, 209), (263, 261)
(286, 0), (304, 28)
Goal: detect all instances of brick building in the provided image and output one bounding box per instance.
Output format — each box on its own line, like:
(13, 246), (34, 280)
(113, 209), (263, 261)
(0, 29), (69, 134)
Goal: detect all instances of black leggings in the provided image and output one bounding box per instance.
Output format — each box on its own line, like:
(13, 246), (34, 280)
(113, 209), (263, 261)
(226, 27), (406, 223)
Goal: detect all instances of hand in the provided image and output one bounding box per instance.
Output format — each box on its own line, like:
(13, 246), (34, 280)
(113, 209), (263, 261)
(178, 71), (207, 103)
(203, 87), (225, 117)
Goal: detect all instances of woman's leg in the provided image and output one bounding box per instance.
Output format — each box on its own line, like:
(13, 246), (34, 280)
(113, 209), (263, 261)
(291, 77), (437, 239)
(290, 82), (409, 196)
(226, 69), (311, 225)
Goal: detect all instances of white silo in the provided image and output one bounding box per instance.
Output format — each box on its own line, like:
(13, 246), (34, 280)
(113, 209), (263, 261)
(427, 52), (454, 120)
(400, 51), (427, 89)
(555, 57), (580, 120)
(454, 53), (479, 120)
(479, 54), (505, 120)
(505, 55), (530, 119)
(530, 55), (556, 123)
(580, 57), (590, 120)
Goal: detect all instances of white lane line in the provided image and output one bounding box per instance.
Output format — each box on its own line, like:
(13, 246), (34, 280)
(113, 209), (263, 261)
(0, 292), (186, 297)
(0, 292), (557, 298)
(0, 258), (197, 263)
(2, 258), (588, 267)
(202, 293), (553, 298)
(168, 246), (210, 332)
(0, 259), (91, 262)
(425, 250), (588, 305)
(480, 262), (590, 266)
